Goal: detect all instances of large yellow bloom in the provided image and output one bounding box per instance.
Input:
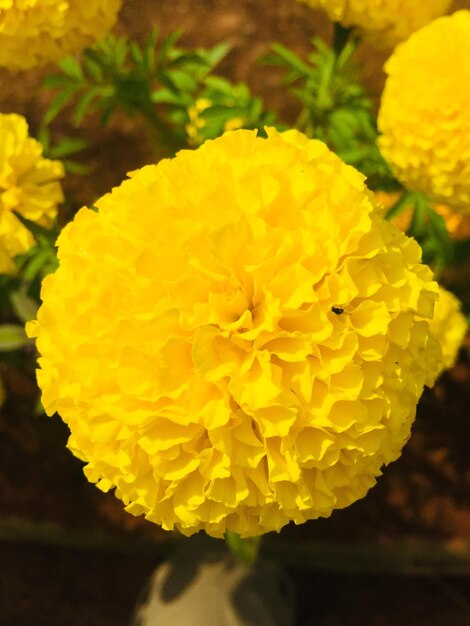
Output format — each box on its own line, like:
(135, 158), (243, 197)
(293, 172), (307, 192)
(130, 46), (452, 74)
(430, 287), (467, 375)
(0, 0), (121, 70)
(378, 11), (470, 214)
(0, 113), (64, 274)
(297, 0), (451, 48)
(28, 128), (441, 538)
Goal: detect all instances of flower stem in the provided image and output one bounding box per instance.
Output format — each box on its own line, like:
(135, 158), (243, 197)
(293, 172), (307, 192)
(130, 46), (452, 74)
(332, 23), (353, 59)
(225, 531), (261, 565)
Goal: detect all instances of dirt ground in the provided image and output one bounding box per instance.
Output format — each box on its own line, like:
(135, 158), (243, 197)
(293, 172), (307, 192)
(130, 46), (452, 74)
(1, 1), (470, 625)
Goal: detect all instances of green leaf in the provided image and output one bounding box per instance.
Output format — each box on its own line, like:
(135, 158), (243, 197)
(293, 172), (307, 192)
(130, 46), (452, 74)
(129, 41), (144, 67)
(426, 206), (454, 266)
(62, 159), (92, 175)
(143, 29), (159, 73)
(151, 88), (190, 105)
(204, 42), (231, 68)
(58, 56), (84, 81)
(265, 43), (315, 78)
(167, 70), (198, 92)
(0, 325), (30, 351)
(22, 250), (53, 282)
(43, 74), (77, 89)
(10, 290), (38, 323)
(385, 192), (412, 221)
(158, 30), (183, 68)
(47, 137), (88, 159)
(73, 90), (100, 126)
(43, 87), (77, 125)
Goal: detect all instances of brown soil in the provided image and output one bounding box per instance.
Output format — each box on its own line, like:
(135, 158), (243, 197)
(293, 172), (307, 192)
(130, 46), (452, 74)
(1, 1), (469, 625)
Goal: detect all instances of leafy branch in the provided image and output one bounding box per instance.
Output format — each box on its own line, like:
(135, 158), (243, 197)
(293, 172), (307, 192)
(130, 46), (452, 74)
(42, 30), (276, 155)
(263, 33), (397, 190)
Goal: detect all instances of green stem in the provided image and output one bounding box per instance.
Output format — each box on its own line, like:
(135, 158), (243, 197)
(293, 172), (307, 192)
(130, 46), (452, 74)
(332, 23), (353, 59)
(225, 531), (261, 565)
(139, 104), (182, 158)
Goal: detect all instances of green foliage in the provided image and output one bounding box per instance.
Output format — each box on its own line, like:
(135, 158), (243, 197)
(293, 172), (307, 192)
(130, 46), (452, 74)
(42, 30), (275, 154)
(264, 36), (397, 191)
(0, 324), (30, 352)
(37, 125), (90, 175)
(385, 192), (455, 272)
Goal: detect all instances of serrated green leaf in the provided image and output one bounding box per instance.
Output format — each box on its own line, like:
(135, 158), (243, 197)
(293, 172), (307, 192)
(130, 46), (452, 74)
(58, 56), (84, 81)
(129, 41), (144, 67)
(158, 30), (183, 67)
(43, 87), (77, 125)
(144, 29), (159, 73)
(73, 90), (100, 126)
(0, 325), (30, 351)
(266, 44), (315, 78)
(43, 74), (77, 88)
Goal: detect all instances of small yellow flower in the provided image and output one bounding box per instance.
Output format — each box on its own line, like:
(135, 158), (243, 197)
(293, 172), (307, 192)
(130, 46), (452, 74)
(297, 0), (451, 48)
(224, 117), (246, 133)
(29, 128), (440, 538)
(0, 113), (64, 274)
(0, 0), (122, 70)
(429, 287), (467, 375)
(378, 11), (470, 214)
(186, 99), (212, 146)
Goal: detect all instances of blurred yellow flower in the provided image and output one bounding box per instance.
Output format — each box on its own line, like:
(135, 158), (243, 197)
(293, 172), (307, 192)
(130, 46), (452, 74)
(186, 99), (212, 146)
(430, 287), (467, 375)
(378, 11), (470, 213)
(223, 116), (246, 132)
(29, 128), (440, 538)
(0, 0), (121, 70)
(297, 0), (451, 48)
(0, 113), (64, 274)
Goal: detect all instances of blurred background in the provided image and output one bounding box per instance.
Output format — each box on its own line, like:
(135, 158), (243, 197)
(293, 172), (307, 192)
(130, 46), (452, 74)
(0, 1), (469, 624)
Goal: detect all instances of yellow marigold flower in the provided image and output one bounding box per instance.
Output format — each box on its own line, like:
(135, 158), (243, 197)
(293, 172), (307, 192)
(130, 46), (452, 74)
(297, 0), (451, 48)
(378, 11), (470, 214)
(28, 128), (441, 538)
(430, 287), (467, 374)
(0, 0), (121, 70)
(0, 113), (64, 274)
(375, 192), (470, 240)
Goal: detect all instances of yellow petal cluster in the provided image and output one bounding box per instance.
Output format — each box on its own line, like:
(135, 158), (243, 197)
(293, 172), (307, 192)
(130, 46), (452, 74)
(29, 128), (441, 538)
(297, 0), (451, 48)
(378, 11), (470, 214)
(0, 113), (64, 274)
(0, 0), (121, 70)
(429, 287), (467, 375)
